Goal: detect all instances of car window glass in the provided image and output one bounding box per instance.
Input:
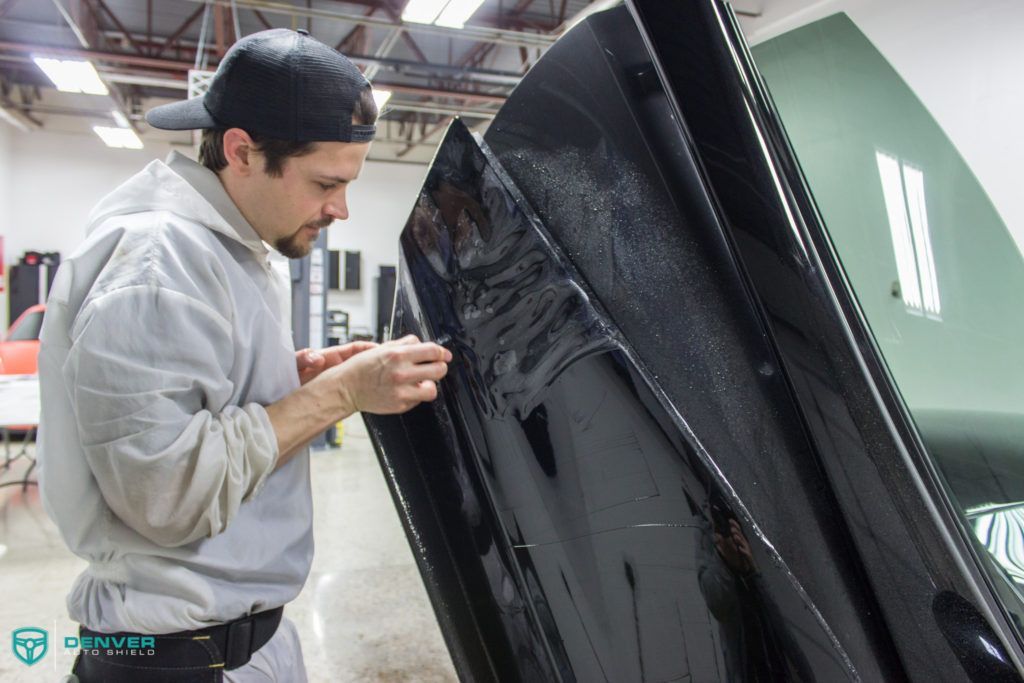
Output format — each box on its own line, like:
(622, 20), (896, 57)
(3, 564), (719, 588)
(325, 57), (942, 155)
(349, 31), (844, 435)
(748, 9), (1024, 615)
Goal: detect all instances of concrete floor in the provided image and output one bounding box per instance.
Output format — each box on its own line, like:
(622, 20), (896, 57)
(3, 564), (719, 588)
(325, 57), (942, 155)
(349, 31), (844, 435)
(0, 416), (458, 682)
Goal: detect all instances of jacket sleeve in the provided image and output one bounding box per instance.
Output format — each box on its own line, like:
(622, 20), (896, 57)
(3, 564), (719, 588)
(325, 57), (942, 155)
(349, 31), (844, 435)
(64, 284), (279, 548)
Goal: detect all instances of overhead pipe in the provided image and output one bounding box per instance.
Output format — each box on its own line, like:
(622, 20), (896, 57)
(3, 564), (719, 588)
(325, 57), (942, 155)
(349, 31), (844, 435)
(181, 0), (558, 49)
(0, 40), (520, 87)
(0, 44), (509, 104)
(381, 102), (496, 120)
(373, 81), (507, 104)
(0, 40), (194, 71)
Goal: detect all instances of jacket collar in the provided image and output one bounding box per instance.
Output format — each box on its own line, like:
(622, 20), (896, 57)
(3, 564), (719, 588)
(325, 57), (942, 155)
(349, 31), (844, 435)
(165, 151), (268, 255)
(85, 151), (269, 257)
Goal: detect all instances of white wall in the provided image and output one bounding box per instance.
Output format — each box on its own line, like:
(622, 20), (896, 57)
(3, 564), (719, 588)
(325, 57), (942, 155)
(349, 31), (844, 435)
(739, 0), (1024, 252)
(325, 160), (427, 337)
(0, 126), (426, 333)
(1, 128), (176, 329)
(5, 129), (177, 263)
(0, 122), (12, 327)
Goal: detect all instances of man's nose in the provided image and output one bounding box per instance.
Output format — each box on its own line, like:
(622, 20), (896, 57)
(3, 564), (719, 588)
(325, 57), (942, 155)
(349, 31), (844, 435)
(324, 199), (348, 221)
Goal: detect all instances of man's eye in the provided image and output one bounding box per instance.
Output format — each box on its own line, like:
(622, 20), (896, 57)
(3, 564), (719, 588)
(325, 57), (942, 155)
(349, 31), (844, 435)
(316, 182), (337, 191)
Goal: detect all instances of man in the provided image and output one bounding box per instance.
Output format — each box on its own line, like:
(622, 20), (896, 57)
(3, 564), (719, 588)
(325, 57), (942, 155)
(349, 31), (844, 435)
(37, 28), (450, 682)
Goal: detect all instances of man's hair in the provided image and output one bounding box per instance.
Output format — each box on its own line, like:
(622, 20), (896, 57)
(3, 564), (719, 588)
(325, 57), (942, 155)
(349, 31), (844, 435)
(198, 85), (379, 177)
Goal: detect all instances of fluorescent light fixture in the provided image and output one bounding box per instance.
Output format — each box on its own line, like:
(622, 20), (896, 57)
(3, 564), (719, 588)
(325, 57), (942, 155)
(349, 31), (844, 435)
(93, 125), (143, 149)
(33, 57), (108, 95)
(372, 89), (392, 109)
(402, 0), (447, 24)
(110, 109), (130, 128)
(434, 0), (486, 28)
(402, 0), (485, 28)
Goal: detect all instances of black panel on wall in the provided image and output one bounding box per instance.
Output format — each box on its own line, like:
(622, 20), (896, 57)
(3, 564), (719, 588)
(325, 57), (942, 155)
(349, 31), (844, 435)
(344, 250), (361, 290)
(8, 265), (40, 325)
(8, 252), (61, 325)
(376, 265), (397, 341)
(328, 250), (341, 290)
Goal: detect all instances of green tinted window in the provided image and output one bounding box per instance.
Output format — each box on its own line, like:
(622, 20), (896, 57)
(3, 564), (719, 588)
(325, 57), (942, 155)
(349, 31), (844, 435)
(753, 13), (1024, 607)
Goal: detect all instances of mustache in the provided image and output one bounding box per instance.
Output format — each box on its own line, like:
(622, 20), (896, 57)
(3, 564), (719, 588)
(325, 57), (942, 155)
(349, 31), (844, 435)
(303, 217), (334, 230)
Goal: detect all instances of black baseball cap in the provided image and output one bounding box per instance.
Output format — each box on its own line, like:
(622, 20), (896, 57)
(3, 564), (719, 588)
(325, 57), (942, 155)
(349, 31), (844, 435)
(146, 28), (375, 143)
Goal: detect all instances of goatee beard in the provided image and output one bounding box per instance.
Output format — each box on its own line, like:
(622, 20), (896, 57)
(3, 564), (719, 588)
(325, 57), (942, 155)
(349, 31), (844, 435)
(277, 220), (331, 259)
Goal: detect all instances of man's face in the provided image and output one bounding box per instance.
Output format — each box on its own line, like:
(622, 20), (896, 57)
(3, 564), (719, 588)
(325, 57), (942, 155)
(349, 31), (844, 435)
(240, 139), (371, 259)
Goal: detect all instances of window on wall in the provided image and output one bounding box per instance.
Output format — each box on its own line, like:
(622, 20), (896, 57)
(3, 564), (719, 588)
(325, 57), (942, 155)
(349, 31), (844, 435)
(750, 7), (1024, 621)
(875, 151), (941, 318)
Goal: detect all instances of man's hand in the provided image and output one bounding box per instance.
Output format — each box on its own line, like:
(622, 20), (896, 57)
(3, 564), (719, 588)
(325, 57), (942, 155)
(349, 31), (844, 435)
(324, 334), (452, 415)
(713, 518), (756, 576)
(296, 342), (377, 385)
(268, 334), (452, 467)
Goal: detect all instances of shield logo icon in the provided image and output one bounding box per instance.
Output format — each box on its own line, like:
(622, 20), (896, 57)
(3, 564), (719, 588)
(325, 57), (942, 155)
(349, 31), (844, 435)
(12, 627), (48, 666)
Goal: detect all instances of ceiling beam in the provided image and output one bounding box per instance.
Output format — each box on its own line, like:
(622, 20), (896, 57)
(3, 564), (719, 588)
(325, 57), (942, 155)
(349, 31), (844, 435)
(384, 103), (494, 119)
(0, 40), (194, 72)
(0, 38), (521, 87)
(397, 115), (451, 158)
(457, 0), (538, 72)
(89, 0), (147, 56)
(180, 0), (556, 49)
(0, 43), (509, 105)
(47, 0), (138, 132)
(0, 38), (520, 86)
(373, 81), (506, 104)
(335, 7), (376, 52)
(379, 0), (430, 65)
(251, 8), (273, 31)
(153, 5), (206, 59)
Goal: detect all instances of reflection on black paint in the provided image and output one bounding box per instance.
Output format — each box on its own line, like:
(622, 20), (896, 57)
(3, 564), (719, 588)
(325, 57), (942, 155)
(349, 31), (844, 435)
(365, 0), (1023, 680)
(367, 119), (853, 681)
(522, 405), (557, 477)
(932, 591), (1020, 683)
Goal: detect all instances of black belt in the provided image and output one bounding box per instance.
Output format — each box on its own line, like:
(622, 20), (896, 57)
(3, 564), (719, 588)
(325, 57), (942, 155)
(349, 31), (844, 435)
(79, 605), (283, 672)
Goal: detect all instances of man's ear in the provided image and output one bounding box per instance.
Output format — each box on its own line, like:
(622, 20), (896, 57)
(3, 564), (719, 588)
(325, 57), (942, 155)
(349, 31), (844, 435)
(222, 128), (257, 176)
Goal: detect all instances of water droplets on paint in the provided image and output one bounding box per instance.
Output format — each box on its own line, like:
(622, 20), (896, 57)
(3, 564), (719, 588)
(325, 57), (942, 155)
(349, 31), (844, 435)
(493, 350), (518, 376)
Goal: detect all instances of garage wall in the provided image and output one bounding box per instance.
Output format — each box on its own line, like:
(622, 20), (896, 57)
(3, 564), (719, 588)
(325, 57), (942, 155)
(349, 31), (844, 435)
(325, 160), (427, 338)
(6, 129), (177, 263)
(0, 123), (10, 227)
(2, 129), (177, 330)
(0, 128), (426, 332)
(0, 122), (14, 328)
(740, 0), (1024, 254)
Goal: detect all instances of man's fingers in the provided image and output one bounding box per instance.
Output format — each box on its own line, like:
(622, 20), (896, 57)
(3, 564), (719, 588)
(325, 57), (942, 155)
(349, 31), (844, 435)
(296, 348), (325, 371)
(347, 341), (378, 354)
(401, 361), (449, 384)
(325, 341), (378, 366)
(399, 342), (452, 364)
(384, 334), (420, 346)
(412, 380), (438, 402)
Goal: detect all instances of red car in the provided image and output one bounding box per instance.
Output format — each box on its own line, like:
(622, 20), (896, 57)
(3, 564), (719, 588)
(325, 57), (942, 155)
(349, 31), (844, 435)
(0, 304), (44, 375)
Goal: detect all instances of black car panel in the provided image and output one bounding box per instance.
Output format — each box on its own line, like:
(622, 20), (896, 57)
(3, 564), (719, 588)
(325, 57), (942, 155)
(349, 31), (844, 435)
(364, 1), (1023, 680)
